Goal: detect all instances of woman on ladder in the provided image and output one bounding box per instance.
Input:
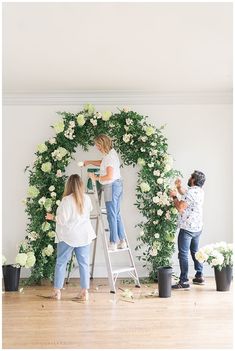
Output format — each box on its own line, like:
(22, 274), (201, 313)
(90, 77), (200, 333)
(84, 134), (127, 251)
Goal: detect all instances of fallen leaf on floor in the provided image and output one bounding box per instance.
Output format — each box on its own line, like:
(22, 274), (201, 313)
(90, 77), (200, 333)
(120, 288), (134, 299)
(120, 299), (135, 304)
(19, 288), (24, 293)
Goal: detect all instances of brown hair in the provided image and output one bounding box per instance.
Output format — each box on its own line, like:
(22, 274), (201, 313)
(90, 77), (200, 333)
(94, 134), (113, 154)
(63, 174), (85, 214)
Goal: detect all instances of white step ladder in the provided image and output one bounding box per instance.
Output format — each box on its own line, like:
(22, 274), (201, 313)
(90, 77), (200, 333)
(66, 179), (141, 293)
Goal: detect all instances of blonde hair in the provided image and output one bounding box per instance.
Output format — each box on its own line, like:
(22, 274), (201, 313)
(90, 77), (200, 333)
(94, 134), (113, 154)
(63, 174), (85, 214)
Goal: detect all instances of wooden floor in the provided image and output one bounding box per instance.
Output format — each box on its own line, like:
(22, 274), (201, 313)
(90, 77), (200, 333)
(2, 277), (233, 349)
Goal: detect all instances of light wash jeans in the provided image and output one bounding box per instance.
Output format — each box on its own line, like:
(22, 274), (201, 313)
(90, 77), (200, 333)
(104, 179), (125, 243)
(54, 241), (90, 289)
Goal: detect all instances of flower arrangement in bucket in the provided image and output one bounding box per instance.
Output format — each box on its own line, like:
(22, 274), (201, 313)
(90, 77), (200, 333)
(195, 242), (233, 291)
(2, 252), (36, 291)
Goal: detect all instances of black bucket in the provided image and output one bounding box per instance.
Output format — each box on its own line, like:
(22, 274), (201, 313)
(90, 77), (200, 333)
(158, 266), (173, 298)
(214, 266), (233, 291)
(2, 265), (21, 291)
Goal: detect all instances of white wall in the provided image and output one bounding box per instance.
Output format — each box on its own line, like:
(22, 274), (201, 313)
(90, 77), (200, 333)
(2, 103), (233, 278)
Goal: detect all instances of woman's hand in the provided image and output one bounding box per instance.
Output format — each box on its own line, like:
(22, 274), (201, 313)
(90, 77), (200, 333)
(83, 160), (89, 167)
(45, 213), (55, 221)
(175, 178), (182, 188)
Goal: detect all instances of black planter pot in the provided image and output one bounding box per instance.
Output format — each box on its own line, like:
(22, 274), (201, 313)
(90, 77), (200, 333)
(158, 266), (173, 298)
(2, 265), (21, 291)
(214, 266), (233, 291)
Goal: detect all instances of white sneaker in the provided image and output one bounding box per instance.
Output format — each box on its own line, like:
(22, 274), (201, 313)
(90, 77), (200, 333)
(117, 240), (127, 249)
(108, 242), (117, 251)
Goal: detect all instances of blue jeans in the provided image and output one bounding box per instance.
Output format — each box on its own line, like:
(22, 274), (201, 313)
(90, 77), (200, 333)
(105, 179), (125, 243)
(54, 241), (90, 289)
(178, 228), (203, 283)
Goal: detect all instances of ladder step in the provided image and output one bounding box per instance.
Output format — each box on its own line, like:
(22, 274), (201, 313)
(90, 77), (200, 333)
(108, 248), (130, 253)
(112, 267), (135, 274)
(101, 208), (107, 214)
(90, 214), (98, 219)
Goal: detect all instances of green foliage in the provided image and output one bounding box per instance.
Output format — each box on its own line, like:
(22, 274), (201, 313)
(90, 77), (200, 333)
(22, 105), (181, 284)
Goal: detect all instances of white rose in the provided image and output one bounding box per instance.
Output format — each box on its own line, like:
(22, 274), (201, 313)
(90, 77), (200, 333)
(153, 170), (161, 177)
(137, 158), (146, 167)
(164, 164), (172, 172)
(90, 118), (97, 126)
(157, 178), (164, 185)
(56, 200), (61, 206)
(49, 137), (56, 145)
(51, 192), (56, 198)
(15, 253), (28, 267)
(123, 134), (132, 143)
(140, 182), (150, 193)
(157, 209), (163, 216)
(126, 118), (133, 126)
(153, 196), (160, 204)
(148, 163), (154, 168)
(150, 150), (158, 156)
(141, 136), (148, 142)
(149, 248), (158, 256)
(123, 107), (130, 113)
(154, 233), (160, 239)
(49, 186), (55, 192)
(38, 197), (46, 205)
(56, 170), (63, 178)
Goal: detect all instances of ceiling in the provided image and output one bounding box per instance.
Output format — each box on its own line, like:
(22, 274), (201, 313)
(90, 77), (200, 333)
(3, 2), (233, 94)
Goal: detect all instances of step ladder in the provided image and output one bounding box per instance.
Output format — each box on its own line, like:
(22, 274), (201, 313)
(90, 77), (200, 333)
(66, 179), (141, 293)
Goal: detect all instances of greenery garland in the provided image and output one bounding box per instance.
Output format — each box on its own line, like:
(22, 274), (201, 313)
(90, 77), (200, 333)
(21, 104), (181, 284)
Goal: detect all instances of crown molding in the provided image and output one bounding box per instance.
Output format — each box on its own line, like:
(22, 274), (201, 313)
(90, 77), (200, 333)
(3, 90), (232, 105)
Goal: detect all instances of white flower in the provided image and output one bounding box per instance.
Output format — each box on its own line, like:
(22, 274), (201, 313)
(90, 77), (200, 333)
(137, 158), (146, 167)
(51, 192), (56, 198)
(84, 103), (95, 115)
(49, 185), (55, 192)
(123, 107), (130, 113)
(90, 118), (97, 126)
(211, 254), (224, 267)
(77, 161), (84, 167)
(140, 147), (146, 152)
(48, 231), (56, 238)
(38, 197), (46, 206)
(154, 233), (160, 239)
(54, 120), (65, 134)
(123, 134), (132, 143)
(141, 136), (148, 142)
(121, 289), (133, 299)
(126, 118), (133, 126)
(110, 123), (115, 128)
(164, 164), (172, 172)
(145, 126), (155, 136)
(102, 111), (112, 121)
(56, 200), (61, 206)
(56, 170), (63, 178)
(151, 142), (157, 147)
(2, 255), (7, 265)
(140, 182), (150, 193)
(157, 178), (164, 185)
(15, 253), (28, 266)
(52, 147), (68, 161)
(148, 163), (154, 168)
(149, 248), (158, 256)
(195, 250), (208, 263)
(164, 154), (173, 165)
(28, 231), (39, 241)
(171, 207), (178, 215)
(25, 252), (36, 268)
(153, 220), (159, 225)
(150, 150), (158, 156)
(165, 210), (171, 220)
(69, 121), (75, 128)
(42, 244), (54, 257)
(77, 114), (86, 126)
(49, 137), (56, 145)
(37, 143), (48, 154)
(153, 170), (161, 177)
(157, 209), (163, 216)
(124, 126), (129, 131)
(95, 112), (102, 119)
(153, 196), (160, 204)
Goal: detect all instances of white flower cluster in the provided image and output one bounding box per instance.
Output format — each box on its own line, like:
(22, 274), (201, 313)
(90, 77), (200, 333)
(195, 242), (233, 268)
(64, 121), (76, 140)
(123, 134), (133, 143)
(15, 252), (36, 268)
(52, 147), (68, 161)
(153, 191), (170, 207)
(27, 231), (39, 242)
(42, 244), (54, 257)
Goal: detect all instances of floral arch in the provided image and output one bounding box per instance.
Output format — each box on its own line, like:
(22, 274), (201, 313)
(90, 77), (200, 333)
(21, 104), (180, 284)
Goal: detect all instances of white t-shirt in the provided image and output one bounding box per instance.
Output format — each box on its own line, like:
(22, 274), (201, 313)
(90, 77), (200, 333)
(55, 194), (96, 247)
(179, 186), (204, 232)
(99, 148), (121, 185)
